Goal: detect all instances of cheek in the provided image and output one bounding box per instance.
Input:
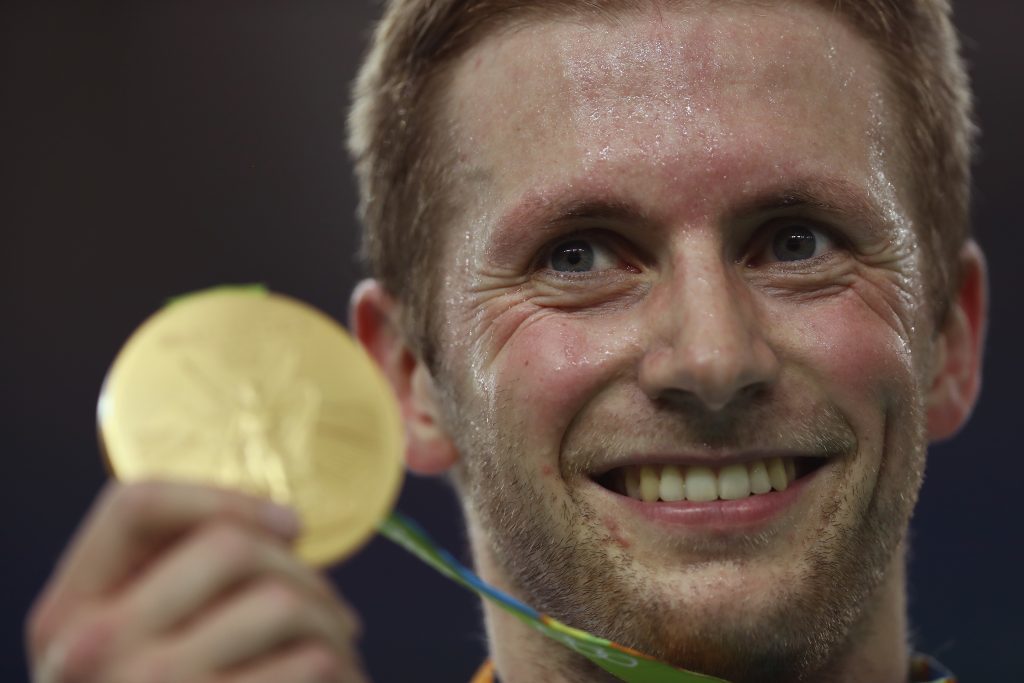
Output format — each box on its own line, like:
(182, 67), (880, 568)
(489, 313), (639, 448)
(783, 295), (917, 413)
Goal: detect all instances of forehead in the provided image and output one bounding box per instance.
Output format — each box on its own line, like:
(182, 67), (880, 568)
(442, 2), (901, 229)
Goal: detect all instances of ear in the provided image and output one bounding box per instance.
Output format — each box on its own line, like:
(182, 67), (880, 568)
(350, 279), (459, 475)
(926, 240), (988, 442)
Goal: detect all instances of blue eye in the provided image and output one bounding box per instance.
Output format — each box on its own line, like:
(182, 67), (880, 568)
(771, 225), (824, 262)
(550, 240), (596, 272)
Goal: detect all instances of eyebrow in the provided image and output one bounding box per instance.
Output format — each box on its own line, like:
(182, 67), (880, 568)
(485, 175), (898, 266)
(484, 195), (647, 268)
(725, 178), (897, 236)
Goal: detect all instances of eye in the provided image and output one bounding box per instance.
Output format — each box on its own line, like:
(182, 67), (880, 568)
(547, 238), (618, 273)
(767, 223), (833, 263)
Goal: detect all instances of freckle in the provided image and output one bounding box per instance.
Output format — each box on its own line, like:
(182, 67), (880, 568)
(524, 359), (530, 367)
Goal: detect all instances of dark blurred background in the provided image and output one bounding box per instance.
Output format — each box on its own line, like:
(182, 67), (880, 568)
(2, 2), (1021, 681)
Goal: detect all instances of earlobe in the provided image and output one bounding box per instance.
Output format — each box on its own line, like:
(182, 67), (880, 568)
(405, 363), (460, 474)
(926, 240), (988, 442)
(350, 279), (459, 475)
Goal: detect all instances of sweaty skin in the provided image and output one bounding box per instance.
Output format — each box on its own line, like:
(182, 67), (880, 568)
(427, 4), (933, 682)
(24, 3), (985, 683)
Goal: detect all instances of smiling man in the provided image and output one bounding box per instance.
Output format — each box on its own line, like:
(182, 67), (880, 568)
(27, 1), (986, 682)
(347, 1), (986, 681)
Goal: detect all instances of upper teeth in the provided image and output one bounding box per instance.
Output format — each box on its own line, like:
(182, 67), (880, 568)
(619, 457), (798, 502)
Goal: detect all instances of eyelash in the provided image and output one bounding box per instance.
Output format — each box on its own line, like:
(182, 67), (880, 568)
(532, 219), (847, 276)
(744, 220), (846, 268)
(536, 231), (629, 275)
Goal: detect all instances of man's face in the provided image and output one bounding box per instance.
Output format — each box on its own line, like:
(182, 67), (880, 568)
(431, 3), (931, 680)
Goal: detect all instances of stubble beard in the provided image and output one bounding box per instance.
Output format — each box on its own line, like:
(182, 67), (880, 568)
(442, 379), (927, 683)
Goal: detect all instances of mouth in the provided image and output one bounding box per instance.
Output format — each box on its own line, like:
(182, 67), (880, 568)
(593, 456), (828, 503)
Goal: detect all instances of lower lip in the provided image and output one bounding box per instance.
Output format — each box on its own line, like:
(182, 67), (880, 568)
(592, 466), (824, 531)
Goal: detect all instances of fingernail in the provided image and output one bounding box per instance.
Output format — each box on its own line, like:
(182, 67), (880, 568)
(261, 502), (301, 539)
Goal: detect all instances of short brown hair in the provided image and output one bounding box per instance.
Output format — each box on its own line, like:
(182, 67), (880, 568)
(347, 0), (976, 361)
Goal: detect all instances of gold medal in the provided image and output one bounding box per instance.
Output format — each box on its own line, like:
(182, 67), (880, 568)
(97, 286), (405, 566)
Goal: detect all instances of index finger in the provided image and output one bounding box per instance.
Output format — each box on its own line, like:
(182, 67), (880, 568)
(41, 480), (300, 609)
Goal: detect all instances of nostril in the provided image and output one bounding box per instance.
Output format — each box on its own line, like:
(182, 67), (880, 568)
(637, 311), (781, 411)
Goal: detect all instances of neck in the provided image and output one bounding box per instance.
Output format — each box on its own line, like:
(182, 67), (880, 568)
(469, 519), (911, 683)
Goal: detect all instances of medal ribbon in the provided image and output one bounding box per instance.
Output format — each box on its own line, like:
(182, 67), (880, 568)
(378, 512), (729, 683)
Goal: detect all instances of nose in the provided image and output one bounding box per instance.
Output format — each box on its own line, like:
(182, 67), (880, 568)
(638, 258), (780, 411)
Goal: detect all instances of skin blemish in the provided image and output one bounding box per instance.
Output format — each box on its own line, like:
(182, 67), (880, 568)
(603, 515), (632, 549)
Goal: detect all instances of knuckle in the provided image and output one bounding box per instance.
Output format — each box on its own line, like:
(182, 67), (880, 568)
(209, 487), (255, 520)
(258, 579), (305, 621)
(111, 481), (164, 522)
(296, 643), (344, 682)
(204, 522), (259, 566)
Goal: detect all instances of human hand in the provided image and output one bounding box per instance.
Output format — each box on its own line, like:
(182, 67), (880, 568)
(26, 480), (369, 683)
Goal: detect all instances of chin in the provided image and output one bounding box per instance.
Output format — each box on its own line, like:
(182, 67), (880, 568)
(585, 556), (879, 683)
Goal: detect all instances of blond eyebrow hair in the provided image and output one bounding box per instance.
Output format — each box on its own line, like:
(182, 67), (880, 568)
(725, 178), (895, 234)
